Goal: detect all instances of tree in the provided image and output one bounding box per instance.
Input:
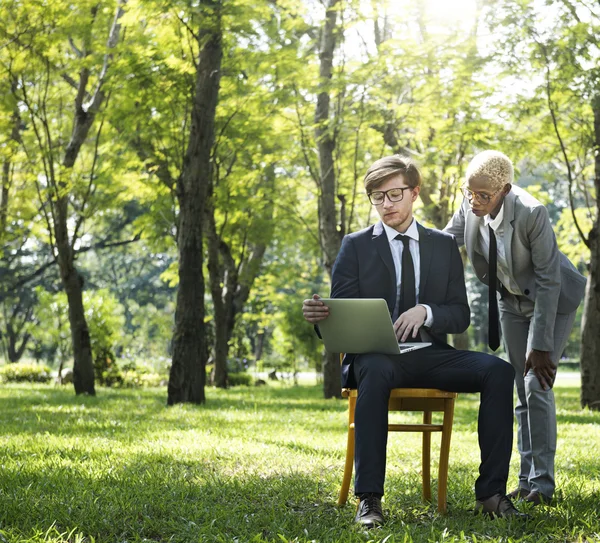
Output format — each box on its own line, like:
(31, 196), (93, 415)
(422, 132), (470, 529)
(167, 0), (224, 405)
(1, 0), (127, 393)
(204, 1), (303, 386)
(580, 94), (600, 409)
(487, 0), (599, 409)
(294, 0), (345, 398)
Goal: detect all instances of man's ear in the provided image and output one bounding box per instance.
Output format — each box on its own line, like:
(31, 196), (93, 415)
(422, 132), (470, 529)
(503, 183), (512, 195)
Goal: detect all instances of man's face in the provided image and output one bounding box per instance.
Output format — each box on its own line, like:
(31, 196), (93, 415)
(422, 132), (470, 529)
(465, 174), (508, 217)
(370, 174), (419, 232)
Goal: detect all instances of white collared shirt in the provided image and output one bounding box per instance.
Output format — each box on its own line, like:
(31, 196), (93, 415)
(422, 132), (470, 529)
(382, 219), (434, 326)
(477, 205), (522, 295)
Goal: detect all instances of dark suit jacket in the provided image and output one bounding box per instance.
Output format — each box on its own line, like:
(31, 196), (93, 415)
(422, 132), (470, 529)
(330, 221), (471, 388)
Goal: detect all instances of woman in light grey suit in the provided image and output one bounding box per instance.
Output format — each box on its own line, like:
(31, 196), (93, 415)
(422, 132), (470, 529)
(445, 150), (587, 506)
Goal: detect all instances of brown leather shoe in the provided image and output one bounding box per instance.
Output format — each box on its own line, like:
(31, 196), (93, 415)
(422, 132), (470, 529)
(507, 487), (530, 500)
(524, 491), (553, 506)
(355, 494), (384, 528)
(475, 494), (529, 519)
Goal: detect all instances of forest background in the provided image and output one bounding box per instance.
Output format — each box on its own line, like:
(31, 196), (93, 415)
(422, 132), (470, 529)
(0, 0), (598, 408)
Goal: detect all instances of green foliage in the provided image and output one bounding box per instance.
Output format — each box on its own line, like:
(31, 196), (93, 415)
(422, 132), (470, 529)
(0, 362), (52, 383)
(0, 380), (598, 542)
(119, 362), (165, 388)
(556, 207), (594, 270)
(227, 371), (253, 387)
(31, 289), (126, 380)
(0, 0), (597, 390)
(31, 289), (71, 367)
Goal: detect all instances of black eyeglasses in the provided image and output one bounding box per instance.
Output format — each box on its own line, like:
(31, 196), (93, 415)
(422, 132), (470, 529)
(368, 187), (412, 206)
(461, 186), (502, 205)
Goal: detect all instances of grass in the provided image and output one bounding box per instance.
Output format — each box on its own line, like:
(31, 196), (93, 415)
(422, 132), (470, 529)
(0, 375), (598, 543)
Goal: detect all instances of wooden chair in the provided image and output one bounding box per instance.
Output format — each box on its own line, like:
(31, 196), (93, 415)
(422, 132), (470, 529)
(338, 385), (457, 513)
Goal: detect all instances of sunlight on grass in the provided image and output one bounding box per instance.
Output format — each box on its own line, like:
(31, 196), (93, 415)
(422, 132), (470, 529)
(0, 382), (599, 542)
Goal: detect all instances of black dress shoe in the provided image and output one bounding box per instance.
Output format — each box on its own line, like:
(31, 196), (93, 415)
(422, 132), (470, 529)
(524, 491), (553, 506)
(355, 494), (384, 528)
(475, 494), (529, 519)
(507, 487), (530, 500)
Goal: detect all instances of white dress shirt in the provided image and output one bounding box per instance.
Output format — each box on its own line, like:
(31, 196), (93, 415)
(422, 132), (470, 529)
(382, 219), (434, 327)
(477, 205), (522, 295)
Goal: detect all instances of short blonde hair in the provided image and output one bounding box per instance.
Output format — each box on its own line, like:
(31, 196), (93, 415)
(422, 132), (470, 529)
(465, 150), (514, 191)
(364, 155), (421, 193)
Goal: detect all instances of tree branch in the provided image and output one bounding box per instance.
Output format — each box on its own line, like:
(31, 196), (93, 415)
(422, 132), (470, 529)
(541, 43), (589, 248)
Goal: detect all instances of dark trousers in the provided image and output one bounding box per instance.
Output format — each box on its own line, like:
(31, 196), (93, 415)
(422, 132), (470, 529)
(353, 345), (515, 500)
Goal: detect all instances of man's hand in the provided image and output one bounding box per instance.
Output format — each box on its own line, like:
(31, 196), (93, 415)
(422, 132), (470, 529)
(524, 349), (556, 391)
(302, 294), (329, 324)
(394, 305), (427, 342)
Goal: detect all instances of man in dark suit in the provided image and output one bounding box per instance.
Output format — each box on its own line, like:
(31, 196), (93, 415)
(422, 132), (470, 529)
(303, 155), (524, 527)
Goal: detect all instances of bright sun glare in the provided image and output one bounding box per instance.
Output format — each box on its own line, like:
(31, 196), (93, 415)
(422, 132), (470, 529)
(421, 0), (479, 32)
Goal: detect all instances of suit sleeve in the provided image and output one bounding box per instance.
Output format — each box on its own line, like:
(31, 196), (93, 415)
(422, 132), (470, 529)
(313, 235), (360, 340)
(426, 236), (471, 335)
(443, 199), (467, 248)
(330, 235), (360, 299)
(528, 206), (561, 351)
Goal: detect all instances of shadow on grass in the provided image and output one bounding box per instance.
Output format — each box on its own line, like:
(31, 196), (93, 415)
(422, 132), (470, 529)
(0, 450), (347, 543)
(3, 445), (598, 543)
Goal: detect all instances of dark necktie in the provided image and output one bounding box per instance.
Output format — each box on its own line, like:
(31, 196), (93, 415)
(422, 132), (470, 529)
(399, 236), (417, 314)
(488, 226), (500, 351)
(392, 235), (417, 319)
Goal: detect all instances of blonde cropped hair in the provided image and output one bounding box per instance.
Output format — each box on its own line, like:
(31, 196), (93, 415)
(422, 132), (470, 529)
(465, 151), (514, 191)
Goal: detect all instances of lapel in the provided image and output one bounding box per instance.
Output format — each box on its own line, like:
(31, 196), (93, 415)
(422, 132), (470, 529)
(463, 200), (491, 280)
(372, 221), (396, 287)
(417, 223), (432, 295)
(502, 189), (516, 278)
(465, 200), (482, 263)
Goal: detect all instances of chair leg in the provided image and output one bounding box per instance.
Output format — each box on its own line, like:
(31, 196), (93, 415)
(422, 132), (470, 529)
(437, 398), (455, 514)
(338, 397), (356, 506)
(422, 411), (432, 503)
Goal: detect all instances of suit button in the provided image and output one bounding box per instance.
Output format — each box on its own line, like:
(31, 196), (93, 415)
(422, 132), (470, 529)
(524, 289), (530, 295)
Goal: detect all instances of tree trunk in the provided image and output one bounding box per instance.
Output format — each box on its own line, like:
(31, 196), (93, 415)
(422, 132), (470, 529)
(580, 94), (600, 410)
(50, 1), (125, 395)
(254, 331), (266, 362)
(315, 0), (343, 399)
(168, 1), (223, 405)
(212, 310), (230, 387)
(207, 205), (233, 388)
(209, 234), (270, 387)
(64, 269), (95, 394)
(5, 320), (31, 363)
(315, 0), (343, 279)
(54, 194), (96, 394)
(207, 164), (274, 388)
(0, 79), (20, 238)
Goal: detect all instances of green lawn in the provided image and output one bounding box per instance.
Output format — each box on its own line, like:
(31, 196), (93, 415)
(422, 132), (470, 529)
(0, 377), (598, 543)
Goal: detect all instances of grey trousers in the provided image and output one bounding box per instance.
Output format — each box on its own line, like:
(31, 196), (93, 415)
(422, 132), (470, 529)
(499, 293), (577, 499)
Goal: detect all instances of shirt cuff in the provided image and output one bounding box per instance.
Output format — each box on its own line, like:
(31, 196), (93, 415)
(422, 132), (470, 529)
(420, 304), (434, 328)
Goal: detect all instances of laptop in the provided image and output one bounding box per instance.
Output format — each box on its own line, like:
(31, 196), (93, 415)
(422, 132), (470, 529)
(317, 298), (432, 355)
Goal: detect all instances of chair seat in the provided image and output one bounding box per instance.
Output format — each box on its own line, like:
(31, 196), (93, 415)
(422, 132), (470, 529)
(342, 388), (456, 399)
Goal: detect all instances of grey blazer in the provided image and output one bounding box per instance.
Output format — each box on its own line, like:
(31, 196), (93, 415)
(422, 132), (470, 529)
(444, 185), (587, 352)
